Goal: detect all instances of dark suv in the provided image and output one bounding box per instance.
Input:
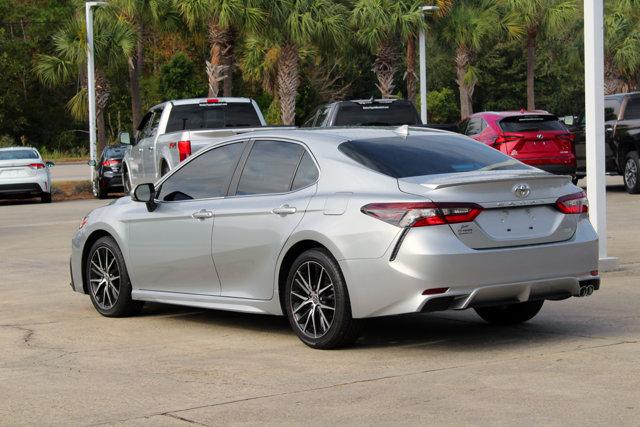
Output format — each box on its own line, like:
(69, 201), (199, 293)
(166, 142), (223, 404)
(566, 92), (640, 193)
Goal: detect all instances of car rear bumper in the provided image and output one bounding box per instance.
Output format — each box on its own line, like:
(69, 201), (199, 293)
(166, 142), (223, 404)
(339, 217), (598, 318)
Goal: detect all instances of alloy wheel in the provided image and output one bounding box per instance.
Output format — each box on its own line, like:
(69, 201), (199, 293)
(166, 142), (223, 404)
(290, 261), (336, 338)
(89, 246), (121, 310)
(625, 158), (637, 189)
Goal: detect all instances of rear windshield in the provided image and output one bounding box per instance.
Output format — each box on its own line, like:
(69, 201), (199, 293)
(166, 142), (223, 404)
(103, 146), (126, 158)
(499, 115), (566, 132)
(338, 135), (529, 178)
(334, 102), (421, 126)
(0, 150), (39, 161)
(166, 103), (262, 133)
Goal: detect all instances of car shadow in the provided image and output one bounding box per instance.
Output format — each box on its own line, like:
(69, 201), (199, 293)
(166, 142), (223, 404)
(0, 197), (43, 206)
(136, 303), (609, 350)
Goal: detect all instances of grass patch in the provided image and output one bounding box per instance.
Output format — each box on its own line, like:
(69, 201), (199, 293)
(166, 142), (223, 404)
(51, 180), (93, 201)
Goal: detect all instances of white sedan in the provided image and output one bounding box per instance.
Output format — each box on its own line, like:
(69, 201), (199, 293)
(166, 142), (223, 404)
(0, 147), (53, 203)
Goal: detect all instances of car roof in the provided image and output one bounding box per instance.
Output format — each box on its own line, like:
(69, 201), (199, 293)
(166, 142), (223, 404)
(0, 146), (38, 152)
(151, 97), (254, 110)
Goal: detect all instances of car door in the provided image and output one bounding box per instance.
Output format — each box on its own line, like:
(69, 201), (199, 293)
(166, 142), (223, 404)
(126, 141), (246, 295)
(140, 108), (163, 182)
(212, 139), (319, 300)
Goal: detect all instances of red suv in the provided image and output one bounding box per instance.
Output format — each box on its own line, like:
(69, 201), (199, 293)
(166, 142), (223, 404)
(459, 111), (576, 180)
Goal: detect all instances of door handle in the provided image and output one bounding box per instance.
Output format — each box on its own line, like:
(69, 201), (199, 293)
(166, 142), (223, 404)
(147, 146), (154, 151)
(138, 148), (144, 152)
(192, 209), (213, 220)
(272, 205), (297, 215)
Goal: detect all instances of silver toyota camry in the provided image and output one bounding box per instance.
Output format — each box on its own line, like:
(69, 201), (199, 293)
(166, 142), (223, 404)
(70, 127), (599, 349)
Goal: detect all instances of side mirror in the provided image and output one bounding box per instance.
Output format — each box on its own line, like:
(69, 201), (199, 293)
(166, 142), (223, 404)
(561, 115), (574, 126)
(119, 131), (131, 145)
(132, 183), (157, 212)
(87, 159), (97, 167)
(45, 161), (55, 168)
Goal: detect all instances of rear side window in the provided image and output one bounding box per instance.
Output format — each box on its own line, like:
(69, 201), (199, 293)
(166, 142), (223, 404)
(334, 102), (421, 126)
(338, 135), (529, 178)
(465, 118), (483, 136)
(236, 140), (305, 195)
(292, 152), (319, 190)
(623, 97), (640, 120)
(166, 103), (262, 132)
(158, 142), (244, 201)
(499, 115), (565, 132)
(0, 150), (39, 160)
(605, 99), (621, 121)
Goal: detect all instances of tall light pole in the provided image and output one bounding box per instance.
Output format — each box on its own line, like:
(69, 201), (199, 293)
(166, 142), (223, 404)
(85, 1), (107, 181)
(584, 0), (617, 271)
(418, 5), (439, 125)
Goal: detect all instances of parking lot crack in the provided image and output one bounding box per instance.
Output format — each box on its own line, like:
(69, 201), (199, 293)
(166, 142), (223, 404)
(163, 413), (210, 426)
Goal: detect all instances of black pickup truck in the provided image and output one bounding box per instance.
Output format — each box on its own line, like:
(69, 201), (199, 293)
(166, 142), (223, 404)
(567, 92), (640, 193)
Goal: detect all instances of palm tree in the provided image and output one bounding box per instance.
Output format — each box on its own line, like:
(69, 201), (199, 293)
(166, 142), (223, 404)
(500, 0), (577, 110)
(404, 0), (454, 103)
(604, 0), (640, 94)
(175, 0), (263, 97)
(439, 0), (505, 119)
(249, 0), (348, 125)
(107, 0), (174, 130)
(34, 13), (134, 151)
(351, 0), (425, 98)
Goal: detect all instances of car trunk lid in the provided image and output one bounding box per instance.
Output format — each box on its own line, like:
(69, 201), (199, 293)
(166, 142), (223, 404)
(0, 159), (39, 178)
(398, 170), (579, 249)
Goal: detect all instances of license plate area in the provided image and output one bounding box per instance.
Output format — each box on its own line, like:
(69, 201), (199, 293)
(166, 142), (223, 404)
(0, 168), (28, 178)
(475, 206), (559, 240)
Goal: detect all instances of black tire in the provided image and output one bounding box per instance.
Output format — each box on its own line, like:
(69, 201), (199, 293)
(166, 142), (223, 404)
(123, 167), (131, 195)
(85, 236), (143, 317)
(284, 248), (361, 349)
(40, 192), (52, 203)
(92, 180), (107, 199)
(623, 151), (640, 194)
(475, 300), (544, 325)
(160, 161), (170, 177)
(571, 176), (580, 186)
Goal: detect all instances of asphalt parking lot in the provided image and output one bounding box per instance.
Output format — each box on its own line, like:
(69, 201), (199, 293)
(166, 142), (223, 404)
(1, 178), (639, 426)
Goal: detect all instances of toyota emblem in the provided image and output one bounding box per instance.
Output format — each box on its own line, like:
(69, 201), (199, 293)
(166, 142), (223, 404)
(513, 183), (531, 199)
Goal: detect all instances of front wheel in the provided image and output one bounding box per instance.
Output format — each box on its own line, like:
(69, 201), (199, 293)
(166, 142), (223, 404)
(475, 300), (544, 325)
(623, 151), (640, 194)
(85, 236), (143, 317)
(284, 248), (361, 349)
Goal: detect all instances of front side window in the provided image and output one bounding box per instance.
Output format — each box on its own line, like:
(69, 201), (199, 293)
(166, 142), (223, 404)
(605, 99), (621, 121)
(236, 140), (306, 195)
(339, 135), (529, 179)
(157, 142), (244, 201)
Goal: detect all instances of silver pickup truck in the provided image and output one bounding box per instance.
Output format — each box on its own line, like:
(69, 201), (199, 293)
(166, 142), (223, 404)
(119, 97), (268, 192)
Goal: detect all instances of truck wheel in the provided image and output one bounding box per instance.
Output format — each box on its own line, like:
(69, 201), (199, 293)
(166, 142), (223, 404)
(623, 151), (640, 194)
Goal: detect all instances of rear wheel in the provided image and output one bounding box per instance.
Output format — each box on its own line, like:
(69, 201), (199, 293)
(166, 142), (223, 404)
(284, 248), (360, 349)
(623, 151), (640, 194)
(85, 236), (143, 317)
(475, 300), (544, 325)
(40, 192), (52, 203)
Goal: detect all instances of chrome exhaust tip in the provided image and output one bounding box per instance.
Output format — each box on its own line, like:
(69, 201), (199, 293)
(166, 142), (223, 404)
(586, 285), (594, 296)
(579, 287), (587, 297)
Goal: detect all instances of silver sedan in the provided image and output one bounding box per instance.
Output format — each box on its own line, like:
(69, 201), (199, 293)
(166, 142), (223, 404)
(70, 127), (599, 349)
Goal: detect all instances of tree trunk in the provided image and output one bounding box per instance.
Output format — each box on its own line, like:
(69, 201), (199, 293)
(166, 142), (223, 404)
(95, 72), (111, 153)
(223, 28), (236, 97)
(127, 57), (142, 132)
(373, 41), (398, 98)
(526, 29), (536, 111)
(455, 46), (474, 119)
(206, 21), (230, 97)
(405, 34), (417, 103)
(277, 41), (299, 125)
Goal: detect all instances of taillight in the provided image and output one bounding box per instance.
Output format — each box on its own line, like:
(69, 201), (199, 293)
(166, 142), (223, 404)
(556, 191), (588, 214)
(29, 163), (45, 169)
(494, 135), (521, 147)
(556, 133), (575, 153)
(102, 159), (121, 167)
(361, 202), (482, 228)
(178, 140), (192, 162)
